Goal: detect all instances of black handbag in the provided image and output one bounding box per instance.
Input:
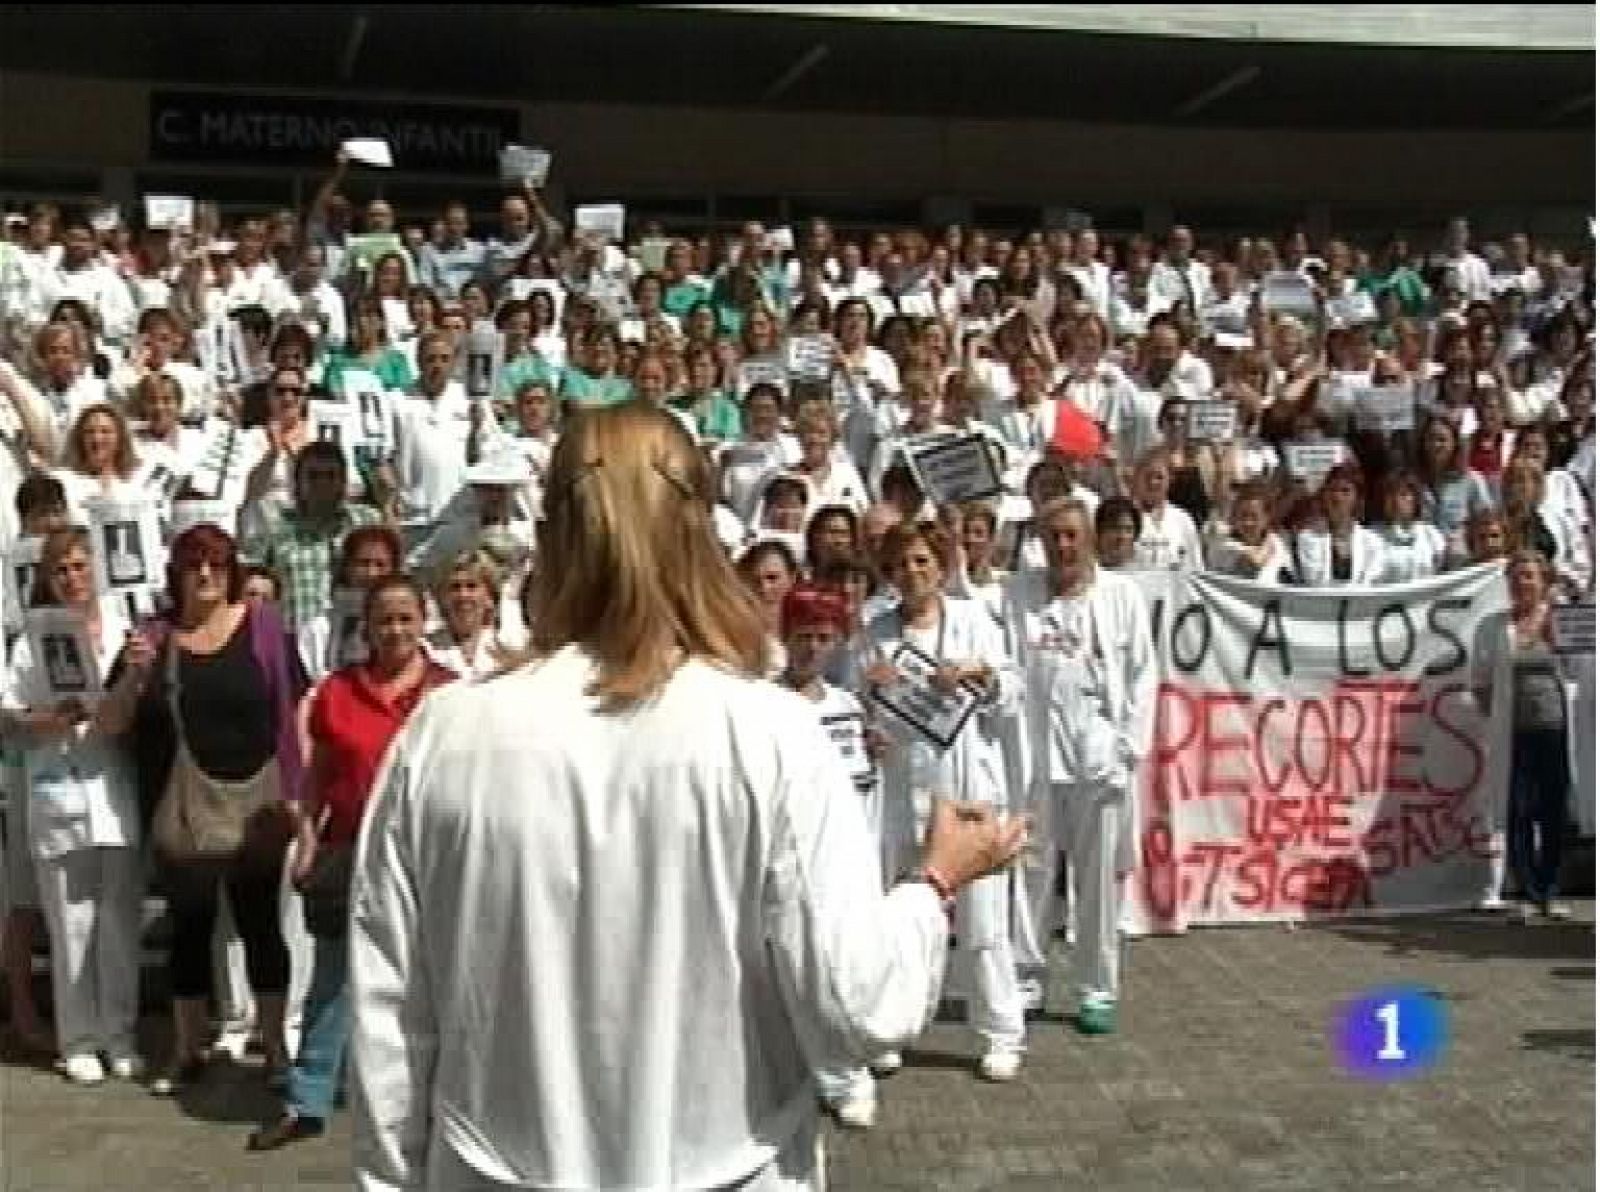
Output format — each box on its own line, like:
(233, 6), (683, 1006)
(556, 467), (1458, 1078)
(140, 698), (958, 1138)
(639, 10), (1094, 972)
(297, 842), (355, 938)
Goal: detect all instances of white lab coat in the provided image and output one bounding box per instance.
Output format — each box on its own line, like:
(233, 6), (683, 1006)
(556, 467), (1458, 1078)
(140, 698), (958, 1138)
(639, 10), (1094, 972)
(349, 647), (950, 1191)
(1374, 522), (1448, 585)
(1133, 502), (1204, 572)
(1291, 525), (1389, 587)
(1002, 566), (1157, 1003)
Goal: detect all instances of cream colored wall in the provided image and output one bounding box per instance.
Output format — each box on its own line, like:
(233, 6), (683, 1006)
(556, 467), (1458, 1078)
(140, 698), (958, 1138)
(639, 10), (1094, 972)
(2, 70), (1590, 209)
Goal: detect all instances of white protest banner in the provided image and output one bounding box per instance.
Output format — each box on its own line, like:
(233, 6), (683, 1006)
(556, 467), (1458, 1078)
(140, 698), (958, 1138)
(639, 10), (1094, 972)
(1354, 384), (1416, 434)
(498, 144), (551, 187)
(1261, 270), (1317, 317)
(84, 496), (163, 603)
(1286, 442), (1345, 487)
(1124, 564), (1508, 935)
(143, 195), (194, 232)
(574, 203), (626, 244)
(25, 607), (103, 704)
(341, 138), (393, 168)
(1185, 400), (1237, 444)
(1551, 604), (1595, 656)
(787, 334), (835, 382)
(906, 431), (1003, 506)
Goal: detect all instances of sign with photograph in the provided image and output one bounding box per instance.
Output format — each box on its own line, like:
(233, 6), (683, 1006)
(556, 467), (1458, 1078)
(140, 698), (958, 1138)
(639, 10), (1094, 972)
(868, 640), (982, 750)
(84, 497), (162, 601)
(25, 607), (102, 703)
(906, 432), (1004, 506)
(1551, 604), (1595, 656)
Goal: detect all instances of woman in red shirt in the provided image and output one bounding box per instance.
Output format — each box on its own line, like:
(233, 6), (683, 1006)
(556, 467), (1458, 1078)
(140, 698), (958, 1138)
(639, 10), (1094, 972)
(248, 575), (455, 1151)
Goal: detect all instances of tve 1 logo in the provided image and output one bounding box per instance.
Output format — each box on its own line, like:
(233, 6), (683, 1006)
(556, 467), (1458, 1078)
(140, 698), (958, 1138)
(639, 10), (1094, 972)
(1332, 987), (1449, 1080)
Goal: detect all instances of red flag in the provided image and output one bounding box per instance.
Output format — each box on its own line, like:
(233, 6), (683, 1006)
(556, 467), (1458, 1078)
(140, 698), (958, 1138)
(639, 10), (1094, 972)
(1050, 400), (1104, 461)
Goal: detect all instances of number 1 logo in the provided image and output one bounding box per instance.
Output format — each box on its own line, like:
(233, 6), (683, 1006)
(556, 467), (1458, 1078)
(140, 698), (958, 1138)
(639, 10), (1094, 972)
(1333, 987), (1447, 1080)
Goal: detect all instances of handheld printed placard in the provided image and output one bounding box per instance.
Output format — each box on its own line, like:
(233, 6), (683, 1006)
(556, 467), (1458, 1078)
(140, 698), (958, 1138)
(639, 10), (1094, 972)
(738, 357), (787, 396)
(821, 711), (876, 791)
(636, 237), (672, 274)
(574, 204), (626, 244)
(5, 536), (43, 634)
(1551, 604), (1595, 656)
(89, 206), (121, 234)
(1326, 291), (1377, 328)
(345, 233), (407, 280)
(143, 195), (194, 232)
(1261, 270), (1317, 317)
(188, 417), (249, 505)
(766, 226), (795, 254)
(85, 496), (162, 601)
(465, 320), (499, 399)
(907, 431), (1003, 507)
(26, 607), (102, 703)
(167, 499), (236, 542)
(1354, 384), (1416, 434)
(308, 398), (363, 479)
(498, 144), (551, 188)
(380, 298), (411, 344)
(787, 334), (835, 383)
(142, 460), (186, 507)
(326, 587), (369, 673)
(897, 292), (938, 320)
(1186, 401), (1238, 444)
(507, 276), (566, 321)
(341, 138), (393, 169)
(869, 640), (982, 749)
(1286, 443), (1345, 487)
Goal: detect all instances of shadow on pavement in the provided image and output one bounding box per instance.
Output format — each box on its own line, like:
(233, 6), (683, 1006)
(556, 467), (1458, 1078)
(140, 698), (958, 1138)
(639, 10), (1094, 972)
(1317, 911), (1594, 964)
(1521, 1027), (1595, 1061)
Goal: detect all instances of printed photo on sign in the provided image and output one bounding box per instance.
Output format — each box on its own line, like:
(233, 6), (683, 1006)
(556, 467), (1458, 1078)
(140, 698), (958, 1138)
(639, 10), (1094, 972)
(1551, 604), (1595, 656)
(869, 640), (981, 750)
(328, 588), (369, 672)
(25, 608), (103, 703)
(86, 499), (162, 597)
(7, 536), (43, 624)
(908, 432), (1003, 506)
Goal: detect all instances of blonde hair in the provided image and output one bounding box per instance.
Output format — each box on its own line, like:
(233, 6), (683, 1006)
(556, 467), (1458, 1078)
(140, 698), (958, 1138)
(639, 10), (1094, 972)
(64, 403), (140, 479)
(528, 402), (767, 708)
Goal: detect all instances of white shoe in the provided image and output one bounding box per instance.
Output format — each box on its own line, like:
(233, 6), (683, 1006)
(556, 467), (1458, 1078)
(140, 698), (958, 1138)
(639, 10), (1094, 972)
(832, 1089), (877, 1130)
(108, 1054), (146, 1081)
(978, 1051), (1021, 1083)
(213, 1023), (252, 1061)
(868, 1050), (902, 1077)
(63, 1053), (105, 1086)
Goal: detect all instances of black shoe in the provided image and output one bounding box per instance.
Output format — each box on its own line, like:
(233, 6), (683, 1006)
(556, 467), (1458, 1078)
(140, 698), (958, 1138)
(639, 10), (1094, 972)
(247, 1113), (325, 1152)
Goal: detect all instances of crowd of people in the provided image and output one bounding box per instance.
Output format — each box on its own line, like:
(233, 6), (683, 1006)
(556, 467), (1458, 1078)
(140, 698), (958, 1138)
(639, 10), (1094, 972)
(0, 152), (1591, 1172)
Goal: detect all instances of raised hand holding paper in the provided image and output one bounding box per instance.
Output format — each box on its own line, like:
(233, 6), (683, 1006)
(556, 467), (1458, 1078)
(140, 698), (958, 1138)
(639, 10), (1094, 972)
(342, 138), (394, 169)
(575, 203), (626, 244)
(500, 145), (552, 188)
(144, 195), (195, 232)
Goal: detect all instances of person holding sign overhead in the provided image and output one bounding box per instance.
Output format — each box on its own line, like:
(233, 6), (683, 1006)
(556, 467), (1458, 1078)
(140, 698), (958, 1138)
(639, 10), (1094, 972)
(858, 520), (1025, 1082)
(1003, 497), (1156, 1036)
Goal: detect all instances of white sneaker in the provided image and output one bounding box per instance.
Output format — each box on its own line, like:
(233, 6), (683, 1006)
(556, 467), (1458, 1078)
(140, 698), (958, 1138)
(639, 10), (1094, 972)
(978, 1051), (1021, 1083)
(63, 1053), (105, 1086)
(213, 1022), (252, 1061)
(108, 1055), (146, 1081)
(868, 1050), (902, 1077)
(832, 1089), (877, 1130)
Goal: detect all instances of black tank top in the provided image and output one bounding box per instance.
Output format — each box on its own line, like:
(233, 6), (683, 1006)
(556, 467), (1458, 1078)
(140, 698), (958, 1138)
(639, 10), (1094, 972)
(177, 612), (276, 781)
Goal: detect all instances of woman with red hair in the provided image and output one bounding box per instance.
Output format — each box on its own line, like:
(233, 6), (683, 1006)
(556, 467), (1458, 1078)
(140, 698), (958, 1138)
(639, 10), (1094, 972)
(105, 524), (310, 1097)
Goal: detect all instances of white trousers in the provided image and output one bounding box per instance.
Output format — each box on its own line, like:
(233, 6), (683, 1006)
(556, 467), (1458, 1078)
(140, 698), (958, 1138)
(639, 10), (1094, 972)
(1056, 782), (1124, 1003)
(35, 846), (141, 1060)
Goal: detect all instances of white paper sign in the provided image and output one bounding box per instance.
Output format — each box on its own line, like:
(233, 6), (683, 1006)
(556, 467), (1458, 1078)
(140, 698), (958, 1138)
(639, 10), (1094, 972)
(767, 226), (795, 254)
(1186, 401), (1238, 444)
(89, 206), (121, 234)
(5, 536), (43, 633)
(308, 398), (362, 475)
(820, 711), (876, 791)
(574, 204), (626, 244)
(787, 334), (835, 382)
(143, 195), (194, 232)
(738, 357), (787, 395)
(1326, 291), (1378, 327)
(342, 138), (394, 168)
(869, 639), (982, 749)
(167, 499), (237, 542)
(897, 292), (938, 319)
(326, 587), (369, 673)
(1551, 604), (1595, 656)
(1354, 384), (1416, 434)
(636, 237), (672, 274)
(25, 607), (103, 703)
(498, 144), (551, 187)
(906, 431), (1003, 506)
(1286, 443), (1345, 486)
(1262, 271), (1317, 317)
(84, 496), (163, 599)
(188, 417), (250, 504)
